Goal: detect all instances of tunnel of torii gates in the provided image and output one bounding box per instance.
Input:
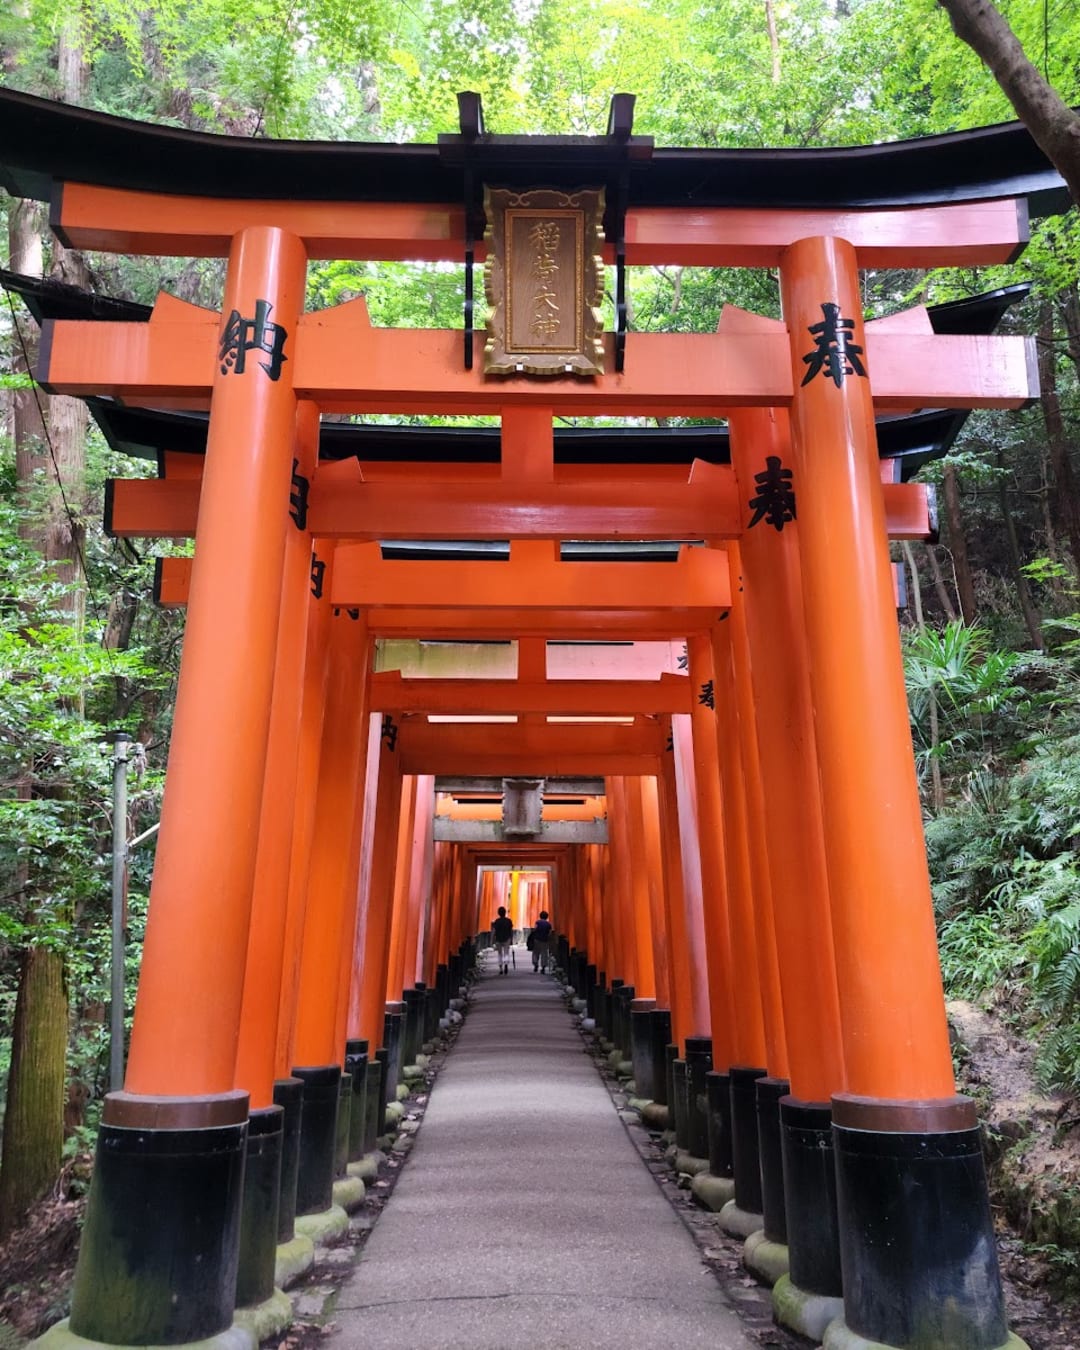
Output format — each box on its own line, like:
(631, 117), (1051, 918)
(0, 85), (1067, 1350)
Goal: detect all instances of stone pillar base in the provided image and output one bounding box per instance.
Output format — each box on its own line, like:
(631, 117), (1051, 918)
(743, 1229), (789, 1286)
(232, 1289), (292, 1344)
(33, 1322), (256, 1350)
(719, 1198), (764, 1238)
(294, 1204), (348, 1244)
(275, 1234), (314, 1288)
(823, 1318), (1029, 1350)
(690, 1172), (735, 1211)
(772, 1274), (844, 1343)
(332, 1175), (365, 1213)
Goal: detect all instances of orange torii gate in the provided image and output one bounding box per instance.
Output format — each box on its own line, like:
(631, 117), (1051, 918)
(2, 85), (1060, 1350)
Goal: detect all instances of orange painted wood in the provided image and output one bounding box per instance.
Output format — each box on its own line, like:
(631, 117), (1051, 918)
(276, 544), (338, 1076)
(384, 775), (418, 1001)
(112, 468), (932, 543)
(355, 734), (404, 1049)
(626, 199), (1027, 267)
(686, 634), (737, 1070)
(640, 777), (670, 1008)
(292, 617), (372, 1067)
(397, 717), (664, 778)
(781, 235), (955, 1103)
(729, 408), (846, 1102)
(501, 405), (554, 482)
(56, 182), (1025, 267)
(327, 542), (731, 611)
(41, 303), (1035, 413)
(670, 714), (712, 1043)
(710, 619), (769, 1070)
(370, 672), (692, 715)
(727, 554), (789, 1081)
(55, 182), (470, 259)
(124, 226), (307, 1097)
(234, 401), (321, 1108)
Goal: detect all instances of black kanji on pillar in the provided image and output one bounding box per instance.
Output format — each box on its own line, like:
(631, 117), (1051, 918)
(289, 459), (310, 530)
(748, 455), (796, 531)
(218, 298), (288, 380)
(801, 302), (866, 388)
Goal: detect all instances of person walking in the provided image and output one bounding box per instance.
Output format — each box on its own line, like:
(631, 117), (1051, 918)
(492, 905), (514, 975)
(530, 910), (553, 973)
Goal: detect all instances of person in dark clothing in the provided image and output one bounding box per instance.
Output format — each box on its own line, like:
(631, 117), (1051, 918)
(492, 905), (514, 975)
(531, 910), (553, 972)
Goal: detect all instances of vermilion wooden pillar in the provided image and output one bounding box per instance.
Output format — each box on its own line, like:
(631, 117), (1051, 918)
(656, 725), (706, 1047)
(385, 775), (419, 1001)
(639, 778), (671, 1010)
(71, 226), (308, 1346)
(234, 400), (321, 1111)
(625, 778), (658, 1000)
(686, 636), (736, 1072)
(729, 406), (848, 1315)
(288, 613), (371, 1216)
(275, 543), (337, 1078)
(353, 722), (404, 1054)
(710, 620), (769, 1072)
(781, 235), (1011, 1350)
(670, 714), (712, 1042)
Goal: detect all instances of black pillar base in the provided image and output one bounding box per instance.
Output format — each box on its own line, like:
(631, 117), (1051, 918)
(334, 1070), (352, 1178)
(649, 1010), (672, 1105)
(780, 1096), (842, 1297)
(236, 1105), (284, 1309)
(364, 1058), (384, 1155)
(756, 1076), (789, 1244)
(291, 1064), (340, 1216)
(402, 988), (425, 1066)
(833, 1094), (1009, 1350)
(672, 1059), (690, 1151)
(68, 1090), (248, 1345)
(613, 984), (635, 1058)
(706, 1070), (734, 1178)
(272, 1076), (303, 1243)
(629, 999), (657, 1098)
(730, 1065), (766, 1213)
(383, 1002), (406, 1099)
(685, 1036), (713, 1159)
(344, 1039), (369, 1162)
(664, 1043), (679, 1127)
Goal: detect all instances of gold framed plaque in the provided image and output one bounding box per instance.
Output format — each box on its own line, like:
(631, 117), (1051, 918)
(483, 186), (605, 377)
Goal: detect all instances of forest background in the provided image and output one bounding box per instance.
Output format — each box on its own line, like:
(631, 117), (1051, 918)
(1, 0), (1080, 1311)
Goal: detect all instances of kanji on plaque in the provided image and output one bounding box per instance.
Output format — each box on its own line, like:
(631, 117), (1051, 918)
(484, 186), (604, 377)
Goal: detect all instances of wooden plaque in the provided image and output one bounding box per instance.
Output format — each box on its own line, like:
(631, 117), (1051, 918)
(483, 187), (605, 377)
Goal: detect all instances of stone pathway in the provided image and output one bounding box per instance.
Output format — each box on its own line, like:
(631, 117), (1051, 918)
(326, 951), (757, 1349)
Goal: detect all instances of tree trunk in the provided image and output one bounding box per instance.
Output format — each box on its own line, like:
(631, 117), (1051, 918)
(942, 462), (978, 623)
(0, 23), (91, 1232)
(937, 0), (1080, 205)
(1037, 302), (1080, 577)
(924, 544), (958, 622)
(997, 454), (1045, 650)
(0, 947), (68, 1237)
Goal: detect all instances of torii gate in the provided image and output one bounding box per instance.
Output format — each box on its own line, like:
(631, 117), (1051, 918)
(1, 85), (1057, 1350)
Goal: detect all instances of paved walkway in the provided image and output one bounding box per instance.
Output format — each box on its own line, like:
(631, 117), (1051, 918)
(328, 950), (756, 1349)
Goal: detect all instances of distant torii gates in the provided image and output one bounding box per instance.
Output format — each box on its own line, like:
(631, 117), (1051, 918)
(1, 84), (1059, 1350)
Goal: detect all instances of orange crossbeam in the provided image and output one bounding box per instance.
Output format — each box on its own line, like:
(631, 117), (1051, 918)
(153, 558), (722, 637)
(396, 717), (665, 776)
(109, 471), (933, 541)
(370, 670), (691, 715)
(55, 183), (1025, 267)
(39, 309), (1036, 414)
(328, 541), (730, 611)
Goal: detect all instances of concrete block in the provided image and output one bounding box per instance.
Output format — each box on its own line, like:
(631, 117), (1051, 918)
(346, 1151), (384, 1183)
(33, 1323), (257, 1350)
(822, 1318), (1029, 1350)
(673, 1150), (710, 1177)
